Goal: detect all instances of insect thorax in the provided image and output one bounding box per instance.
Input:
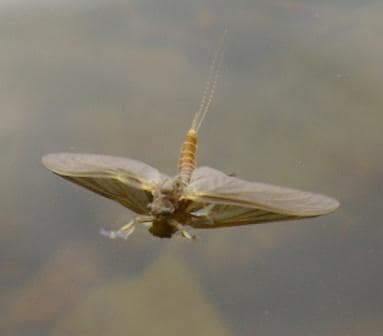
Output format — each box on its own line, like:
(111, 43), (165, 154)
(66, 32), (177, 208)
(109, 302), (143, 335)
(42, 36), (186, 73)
(147, 176), (184, 216)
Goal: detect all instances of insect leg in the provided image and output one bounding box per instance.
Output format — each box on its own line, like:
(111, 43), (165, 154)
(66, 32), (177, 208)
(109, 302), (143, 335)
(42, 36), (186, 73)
(100, 219), (136, 240)
(191, 204), (215, 225)
(169, 219), (196, 240)
(100, 215), (153, 240)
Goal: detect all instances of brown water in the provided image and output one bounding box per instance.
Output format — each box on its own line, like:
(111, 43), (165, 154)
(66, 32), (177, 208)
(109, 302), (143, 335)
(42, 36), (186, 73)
(1, 1), (382, 335)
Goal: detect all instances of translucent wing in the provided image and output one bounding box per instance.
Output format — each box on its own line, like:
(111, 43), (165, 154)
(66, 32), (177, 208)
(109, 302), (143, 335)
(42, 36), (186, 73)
(42, 153), (169, 214)
(183, 166), (339, 228)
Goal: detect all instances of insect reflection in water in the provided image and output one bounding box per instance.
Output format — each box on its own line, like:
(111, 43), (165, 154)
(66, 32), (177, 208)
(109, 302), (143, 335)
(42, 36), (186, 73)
(42, 35), (339, 240)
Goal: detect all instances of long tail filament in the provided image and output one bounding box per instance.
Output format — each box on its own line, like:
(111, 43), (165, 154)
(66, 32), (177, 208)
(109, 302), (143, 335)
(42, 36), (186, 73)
(191, 28), (227, 132)
(178, 29), (227, 183)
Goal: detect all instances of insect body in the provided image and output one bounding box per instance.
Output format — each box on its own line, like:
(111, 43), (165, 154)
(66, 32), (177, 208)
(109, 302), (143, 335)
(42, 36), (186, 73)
(42, 36), (339, 240)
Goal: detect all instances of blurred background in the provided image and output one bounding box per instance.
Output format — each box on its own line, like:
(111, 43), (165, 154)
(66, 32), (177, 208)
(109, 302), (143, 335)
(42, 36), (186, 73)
(1, 0), (382, 335)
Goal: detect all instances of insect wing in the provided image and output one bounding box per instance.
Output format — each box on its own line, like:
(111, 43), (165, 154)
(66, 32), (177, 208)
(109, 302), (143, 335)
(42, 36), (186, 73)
(183, 166), (339, 228)
(42, 153), (168, 214)
(188, 203), (298, 228)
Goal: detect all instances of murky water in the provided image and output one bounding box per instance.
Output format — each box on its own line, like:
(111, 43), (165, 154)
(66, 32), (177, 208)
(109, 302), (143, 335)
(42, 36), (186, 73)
(1, 1), (382, 335)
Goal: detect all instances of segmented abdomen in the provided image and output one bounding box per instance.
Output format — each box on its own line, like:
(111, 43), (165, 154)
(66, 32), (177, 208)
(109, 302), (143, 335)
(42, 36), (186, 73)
(178, 129), (198, 183)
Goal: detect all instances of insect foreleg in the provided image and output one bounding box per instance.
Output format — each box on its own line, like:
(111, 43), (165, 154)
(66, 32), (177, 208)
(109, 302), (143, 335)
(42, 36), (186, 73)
(101, 215), (153, 240)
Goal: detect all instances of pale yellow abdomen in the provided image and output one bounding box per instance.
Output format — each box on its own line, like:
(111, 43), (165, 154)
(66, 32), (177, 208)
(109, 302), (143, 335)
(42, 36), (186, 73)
(178, 129), (198, 183)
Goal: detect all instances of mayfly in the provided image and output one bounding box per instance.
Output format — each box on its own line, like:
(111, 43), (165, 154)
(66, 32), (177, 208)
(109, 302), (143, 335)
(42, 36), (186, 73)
(42, 33), (339, 240)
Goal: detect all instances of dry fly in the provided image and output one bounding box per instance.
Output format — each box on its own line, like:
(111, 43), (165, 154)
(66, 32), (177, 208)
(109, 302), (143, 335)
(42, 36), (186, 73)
(42, 33), (339, 240)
